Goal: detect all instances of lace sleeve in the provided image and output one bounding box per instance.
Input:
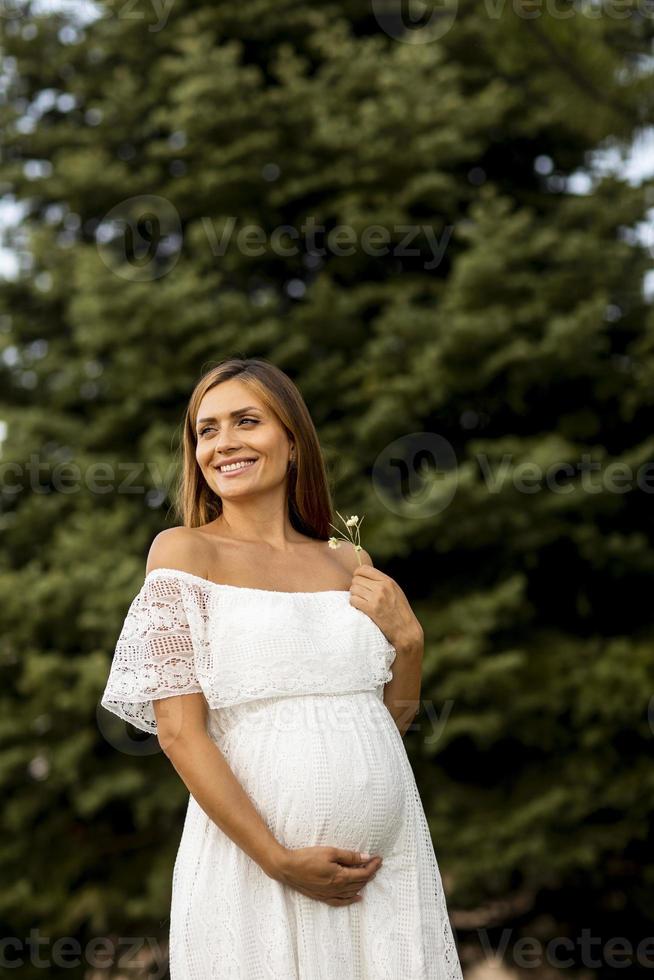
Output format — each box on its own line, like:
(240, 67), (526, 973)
(101, 572), (203, 735)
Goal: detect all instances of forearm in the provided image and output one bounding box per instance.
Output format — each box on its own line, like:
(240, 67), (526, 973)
(163, 732), (288, 880)
(383, 630), (424, 738)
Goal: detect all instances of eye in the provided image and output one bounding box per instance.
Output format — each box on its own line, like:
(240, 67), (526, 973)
(198, 418), (259, 437)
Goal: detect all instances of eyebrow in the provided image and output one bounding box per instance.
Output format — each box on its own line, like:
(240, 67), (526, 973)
(196, 406), (263, 426)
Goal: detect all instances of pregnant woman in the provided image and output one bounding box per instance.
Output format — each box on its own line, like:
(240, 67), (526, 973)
(101, 357), (464, 980)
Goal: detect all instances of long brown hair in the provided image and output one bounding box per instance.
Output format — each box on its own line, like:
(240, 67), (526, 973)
(173, 357), (335, 538)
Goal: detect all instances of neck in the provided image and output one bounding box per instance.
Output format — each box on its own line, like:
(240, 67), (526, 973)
(217, 489), (301, 551)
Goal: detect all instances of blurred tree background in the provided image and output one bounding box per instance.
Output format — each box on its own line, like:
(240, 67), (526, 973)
(1, 0), (654, 977)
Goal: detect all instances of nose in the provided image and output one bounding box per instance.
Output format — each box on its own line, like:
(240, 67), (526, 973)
(212, 430), (243, 457)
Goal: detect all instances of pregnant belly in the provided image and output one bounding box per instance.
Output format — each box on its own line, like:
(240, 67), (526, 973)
(213, 692), (407, 856)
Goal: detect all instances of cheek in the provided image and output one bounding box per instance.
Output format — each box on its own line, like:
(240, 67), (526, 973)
(196, 446), (212, 468)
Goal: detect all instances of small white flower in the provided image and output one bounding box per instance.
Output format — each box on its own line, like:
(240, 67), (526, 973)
(329, 510), (366, 566)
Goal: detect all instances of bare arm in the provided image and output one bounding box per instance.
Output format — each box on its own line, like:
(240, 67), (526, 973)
(349, 546), (425, 739)
(144, 529), (288, 877)
(382, 632), (424, 738)
(154, 694), (288, 879)
(155, 695), (383, 904)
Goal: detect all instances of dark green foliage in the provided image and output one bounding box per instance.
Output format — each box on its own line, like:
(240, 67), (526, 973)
(1, 1), (654, 977)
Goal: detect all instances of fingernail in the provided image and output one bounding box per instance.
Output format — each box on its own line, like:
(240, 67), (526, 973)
(360, 852), (370, 860)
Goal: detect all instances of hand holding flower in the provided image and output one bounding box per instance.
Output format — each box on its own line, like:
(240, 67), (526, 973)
(348, 565), (424, 656)
(329, 512), (423, 655)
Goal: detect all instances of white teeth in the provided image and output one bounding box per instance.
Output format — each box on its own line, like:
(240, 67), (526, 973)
(218, 459), (256, 473)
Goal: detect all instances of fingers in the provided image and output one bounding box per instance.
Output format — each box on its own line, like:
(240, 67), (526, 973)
(332, 848), (381, 866)
(294, 884), (362, 907)
(337, 856), (383, 883)
(294, 870), (380, 906)
(330, 858), (383, 903)
(289, 847), (384, 907)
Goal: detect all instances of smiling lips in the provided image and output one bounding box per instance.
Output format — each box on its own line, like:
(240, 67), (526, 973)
(215, 458), (258, 476)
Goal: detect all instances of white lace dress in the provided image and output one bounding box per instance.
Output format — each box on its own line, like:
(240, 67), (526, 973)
(101, 567), (464, 980)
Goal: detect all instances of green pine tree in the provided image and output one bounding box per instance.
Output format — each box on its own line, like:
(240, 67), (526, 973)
(1, 2), (654, 977)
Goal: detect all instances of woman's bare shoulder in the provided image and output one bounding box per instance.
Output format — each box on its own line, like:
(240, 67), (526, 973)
(145, 526), (210, 577)
(331, 539), (374, 574)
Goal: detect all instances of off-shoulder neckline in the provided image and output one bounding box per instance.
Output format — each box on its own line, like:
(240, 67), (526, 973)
(144, 566), (352, 597)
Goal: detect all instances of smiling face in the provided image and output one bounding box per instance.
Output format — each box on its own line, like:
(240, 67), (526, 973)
(194, 377), (295, 500)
